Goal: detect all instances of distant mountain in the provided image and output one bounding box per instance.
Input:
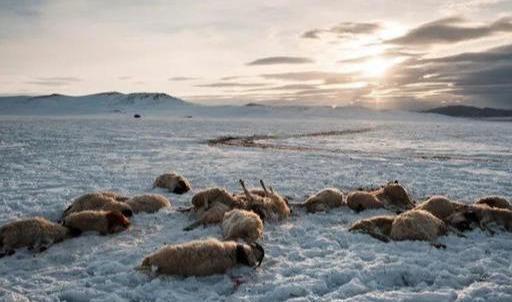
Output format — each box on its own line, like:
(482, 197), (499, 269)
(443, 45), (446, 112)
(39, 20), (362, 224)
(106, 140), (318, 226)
(0, 92), (189, 115)
(423, 105), (512, 118)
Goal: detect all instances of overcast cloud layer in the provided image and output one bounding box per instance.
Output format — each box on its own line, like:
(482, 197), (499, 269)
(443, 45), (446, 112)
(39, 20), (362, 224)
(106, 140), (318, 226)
(1, 0), (512, 109)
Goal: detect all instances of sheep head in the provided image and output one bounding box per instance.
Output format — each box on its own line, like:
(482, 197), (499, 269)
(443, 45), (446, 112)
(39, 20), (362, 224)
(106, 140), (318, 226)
(106, 211), (131, 233)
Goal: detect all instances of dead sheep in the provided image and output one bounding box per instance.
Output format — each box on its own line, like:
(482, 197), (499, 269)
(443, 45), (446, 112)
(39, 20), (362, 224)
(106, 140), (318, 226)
(63, 192), (133, 218)
(62, 210), (131, 235)
(184, 202), (233, 231)
(349, 215), (395, 242)
(153, 172), (191, 194)
(390, 210), (448, 247)
(475, 196), (512, 210)
(99, 191), (130, 202)
(138, 238), (264, 276)
(446, 205), (512, 235)
(347, 182), (415, 212)
(414, 196), (468, 221)
(346, 191), (384, 212)
(190, 187), (244, 211)
(373, 182), (415, 211)
(298, 188), (345, 213)
(350, 210), (450, 248)
(125, 194), (171, 214)
(239, 180), (291, 222)
(183, 188), (245, 231)
(0, 217), (77, 257)
(222, 209), (264, 243)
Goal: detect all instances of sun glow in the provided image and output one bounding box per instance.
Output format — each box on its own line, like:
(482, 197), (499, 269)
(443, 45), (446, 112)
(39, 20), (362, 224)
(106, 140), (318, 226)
(361, 57), (396, 77)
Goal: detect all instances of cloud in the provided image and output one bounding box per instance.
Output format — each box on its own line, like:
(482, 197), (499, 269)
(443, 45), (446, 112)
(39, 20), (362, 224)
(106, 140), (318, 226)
(246, 56), (314, 65)
(441, 0), (506, 15)
(0, 1), (42, 17)
(301, 22), (381, 39)
(260, 71), (353, 84)
(372, 43), (512, 108)
(246, 84), (319, 92)
(195, 82), (268, 88)
(26, 77), (81, 87)
(169, 76), (199, 81)
(426, 43), (512, 63)
(337, 48), (422, 65)
(388, 16), (512, 46)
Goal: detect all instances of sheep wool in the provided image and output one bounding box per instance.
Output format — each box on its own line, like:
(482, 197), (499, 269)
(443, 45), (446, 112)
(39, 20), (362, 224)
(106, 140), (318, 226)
(153, 172), (191, 194)
(475, 196), (512, 210)
(415, 196), (467, 221)
(62, 210), (130, 235)
(390, 210), (447, 242)
(63, 192), (133, 218)
(346, 191), (384, 212)
(0, 217), (71, 256)
(303, 188), (344, 213)
(139, 239), (264, 276)
(126, 194), (171, 214)
(222, 209), (264, 243)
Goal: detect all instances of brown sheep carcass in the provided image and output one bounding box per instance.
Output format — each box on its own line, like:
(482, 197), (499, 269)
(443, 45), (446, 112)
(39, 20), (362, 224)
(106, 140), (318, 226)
(63, 192), (133, 218)
(373, 182), (415, 211)
(239, 180), (291, 222)
(0, 217), (75, 257)
(300, 188), (344, 213)
(414, 196), (468, 221)
(349, 215), (395, 242)
(447, 205), (512, 235)
(153, 172), (191, 194)
(125, 194), (171, 214)
(346, 191), (384, 212)
(390, 210), (448, 245)
(139, 239), (264, 276)
(222, 209), (264, 243)
(62, 210), (130, 235)
(474, 196), (512, 210)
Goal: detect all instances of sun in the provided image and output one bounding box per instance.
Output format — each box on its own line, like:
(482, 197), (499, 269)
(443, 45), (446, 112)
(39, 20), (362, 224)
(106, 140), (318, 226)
(361, 57), (395, 78)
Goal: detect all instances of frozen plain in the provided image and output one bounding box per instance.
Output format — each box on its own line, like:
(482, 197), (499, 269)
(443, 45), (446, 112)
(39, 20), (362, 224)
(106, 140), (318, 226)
(0, 107), (511, 301)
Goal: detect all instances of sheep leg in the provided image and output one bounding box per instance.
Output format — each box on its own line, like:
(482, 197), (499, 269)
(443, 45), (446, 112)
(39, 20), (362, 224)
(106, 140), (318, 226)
(481, 223), (495, 236)
(239, 179), (254, 201)
(288, 202), (305, 208)
(366, 231), (390, 243)
(259, 180), (269, 196)
(447, 225), (467, 238)
(176, 206), (194, 213)
(430, 242), (447, 249)
(34, 236), (53, 253)
(0, 249), (15, 257)
(269, 186), (275, 194)
(183, 220), (203, 231)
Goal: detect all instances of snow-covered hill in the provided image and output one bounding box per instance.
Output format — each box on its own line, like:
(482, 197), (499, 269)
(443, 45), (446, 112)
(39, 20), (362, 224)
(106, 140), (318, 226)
(0, 92), (457, 125)
(0, 92), (188, 115)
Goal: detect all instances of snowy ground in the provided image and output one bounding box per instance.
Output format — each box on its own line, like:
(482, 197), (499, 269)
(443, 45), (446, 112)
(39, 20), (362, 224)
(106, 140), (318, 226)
(0, 110), (511, 301)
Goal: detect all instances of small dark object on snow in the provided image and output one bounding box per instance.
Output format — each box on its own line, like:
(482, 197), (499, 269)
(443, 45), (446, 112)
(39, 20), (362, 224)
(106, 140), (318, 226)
(134, 114), (141, 118)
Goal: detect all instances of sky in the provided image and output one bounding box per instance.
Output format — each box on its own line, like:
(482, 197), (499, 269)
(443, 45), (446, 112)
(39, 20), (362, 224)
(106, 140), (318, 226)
(1, 0), (512, 109)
